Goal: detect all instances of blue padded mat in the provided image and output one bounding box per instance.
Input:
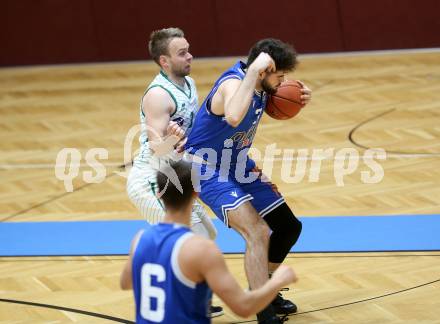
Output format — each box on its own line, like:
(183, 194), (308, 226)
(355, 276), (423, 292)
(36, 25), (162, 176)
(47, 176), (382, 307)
(1, 215), (439, 256)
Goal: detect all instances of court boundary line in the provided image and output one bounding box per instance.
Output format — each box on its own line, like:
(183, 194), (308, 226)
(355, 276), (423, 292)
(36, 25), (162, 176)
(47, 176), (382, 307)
(1, 254), (438, 322)
(2, 277), (438, 323)
(231, 278), (440, 323)
(1, 252), (440, 262)
(348, 108), (440, 156)
(0, 298), (133, 323)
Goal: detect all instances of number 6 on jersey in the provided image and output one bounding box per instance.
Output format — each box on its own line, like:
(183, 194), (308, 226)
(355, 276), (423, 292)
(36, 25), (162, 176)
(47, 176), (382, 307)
(141, 263), (166, 322)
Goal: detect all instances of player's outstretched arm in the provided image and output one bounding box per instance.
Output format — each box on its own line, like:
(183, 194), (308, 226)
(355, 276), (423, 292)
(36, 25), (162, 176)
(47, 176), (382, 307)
(183, 238), (297, 318)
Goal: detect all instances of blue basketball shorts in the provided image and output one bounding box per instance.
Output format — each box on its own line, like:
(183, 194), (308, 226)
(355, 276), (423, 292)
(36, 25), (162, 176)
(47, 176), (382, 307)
(194, 163), (285, 227)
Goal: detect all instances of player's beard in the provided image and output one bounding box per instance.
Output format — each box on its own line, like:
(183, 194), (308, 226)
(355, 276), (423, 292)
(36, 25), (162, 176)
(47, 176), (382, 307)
(261, 78), (277, 95)
(172, 65), (191, 78)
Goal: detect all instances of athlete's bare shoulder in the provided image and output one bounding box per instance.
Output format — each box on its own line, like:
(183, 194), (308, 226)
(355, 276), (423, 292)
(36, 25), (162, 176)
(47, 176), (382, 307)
(211, 78), (242, 115)
(142, 86), (175, 116)
(178, 234), (221, 283)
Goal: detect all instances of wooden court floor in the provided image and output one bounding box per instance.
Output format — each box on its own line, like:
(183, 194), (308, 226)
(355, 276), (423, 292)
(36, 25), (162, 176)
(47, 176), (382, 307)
(1, 50), (440, 323)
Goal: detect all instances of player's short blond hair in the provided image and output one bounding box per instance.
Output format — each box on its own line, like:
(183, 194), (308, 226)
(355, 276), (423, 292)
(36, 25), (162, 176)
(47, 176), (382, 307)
(148, 27), (185, 65)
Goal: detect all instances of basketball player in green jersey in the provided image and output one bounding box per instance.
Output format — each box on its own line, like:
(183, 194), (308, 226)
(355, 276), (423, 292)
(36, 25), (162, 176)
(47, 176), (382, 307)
(126, 28), (221, 317)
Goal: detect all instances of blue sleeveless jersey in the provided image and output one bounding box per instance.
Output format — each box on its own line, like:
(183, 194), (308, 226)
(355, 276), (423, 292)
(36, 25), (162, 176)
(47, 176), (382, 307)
(132, 223), (211, 324)
(185, 61), (267, 172)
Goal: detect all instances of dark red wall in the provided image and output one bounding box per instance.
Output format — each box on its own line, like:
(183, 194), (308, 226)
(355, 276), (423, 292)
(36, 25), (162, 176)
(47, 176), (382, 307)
(339, 0), (440, 50)
(1, 0), (98, 65)
(213, 0), (343, 55)
(89, 0), (218, 60)
(1, 0), (439, 66)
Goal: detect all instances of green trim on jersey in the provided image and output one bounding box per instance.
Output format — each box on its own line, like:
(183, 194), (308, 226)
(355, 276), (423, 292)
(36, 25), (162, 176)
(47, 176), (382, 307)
(145, 84), (179, 116)
(159, 70), (192, 99)
(149, 181), (165, 211)
(188, 111), (194, 128)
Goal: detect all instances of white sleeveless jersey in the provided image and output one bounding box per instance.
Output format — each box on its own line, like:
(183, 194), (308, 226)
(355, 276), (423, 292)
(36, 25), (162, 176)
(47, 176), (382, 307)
(133, 71), (198, 173)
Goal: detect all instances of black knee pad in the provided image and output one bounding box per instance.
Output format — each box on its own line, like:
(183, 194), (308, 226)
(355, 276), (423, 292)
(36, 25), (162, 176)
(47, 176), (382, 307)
(264, 203), (302, 263)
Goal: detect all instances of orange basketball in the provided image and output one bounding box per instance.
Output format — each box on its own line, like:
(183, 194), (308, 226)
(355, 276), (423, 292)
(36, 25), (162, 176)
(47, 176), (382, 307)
(266, 80), (305, 120)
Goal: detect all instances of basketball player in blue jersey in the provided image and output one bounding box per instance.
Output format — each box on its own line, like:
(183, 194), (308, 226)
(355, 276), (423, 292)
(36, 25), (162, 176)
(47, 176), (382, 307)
(120, 160), (297, 323)
(185, 39), (311, 323)
(126, 28), (221, 316)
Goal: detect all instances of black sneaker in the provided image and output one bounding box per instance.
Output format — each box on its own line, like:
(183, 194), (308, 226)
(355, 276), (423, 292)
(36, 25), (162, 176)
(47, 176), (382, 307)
(209, 305), (224, 318)
(271, 288), (297, 314)
(258, 315), (288, 324)
(257, 305), (288, 324)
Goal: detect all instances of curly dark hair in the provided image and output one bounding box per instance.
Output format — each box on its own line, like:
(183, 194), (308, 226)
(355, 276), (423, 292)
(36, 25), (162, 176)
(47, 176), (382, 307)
(246, 38), (298, 71)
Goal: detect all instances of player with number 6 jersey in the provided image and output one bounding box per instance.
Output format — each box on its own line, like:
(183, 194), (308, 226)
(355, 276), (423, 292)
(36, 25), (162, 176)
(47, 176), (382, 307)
(131, 225), (211, 323)
(120, 160), (298, 323)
